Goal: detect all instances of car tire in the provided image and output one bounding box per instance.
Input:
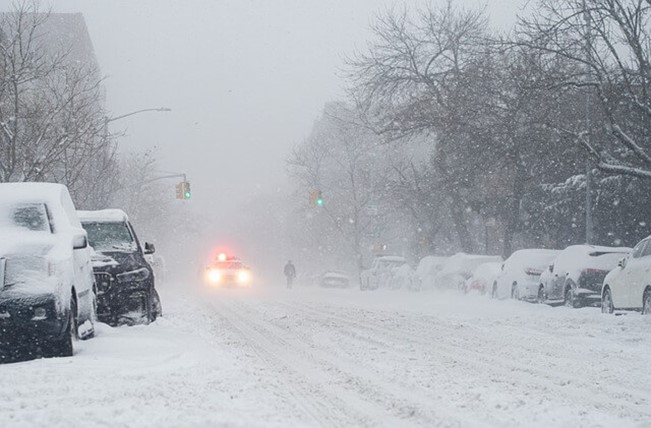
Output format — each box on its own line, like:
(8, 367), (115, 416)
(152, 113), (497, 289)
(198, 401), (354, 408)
(511, 284), (519, 300)
(602, 287), (614, 314)
(564, 285), (578, 308)
(537, 285), (545, 304)
(642, 288), (651, 315)
(48, 297), (76, 357)
(151, 289), (163, 320)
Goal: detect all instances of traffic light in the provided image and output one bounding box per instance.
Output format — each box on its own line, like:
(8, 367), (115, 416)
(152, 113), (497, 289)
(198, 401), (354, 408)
(182, 181), (191, 199)
(309, 189), (324, 207)
(175, 181), (191, 200)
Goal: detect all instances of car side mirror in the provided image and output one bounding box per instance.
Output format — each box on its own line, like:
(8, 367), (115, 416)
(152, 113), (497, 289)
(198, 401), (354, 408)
(618, 257), (626, 269)
(73, 233), (88, 250)
(144, 242), (156, 255)
(549, 264), (554, 273)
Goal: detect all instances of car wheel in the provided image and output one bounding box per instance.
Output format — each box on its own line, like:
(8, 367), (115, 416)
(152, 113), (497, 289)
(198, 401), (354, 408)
(48, 297), (76, 357)
(601, 287), (614, 314)
(564, 286), (577, 308)
(511, 284), (519, 300)
(151, 289), (163, 319)
(537, 285), (545, 304)
(642, 288), (651, 315)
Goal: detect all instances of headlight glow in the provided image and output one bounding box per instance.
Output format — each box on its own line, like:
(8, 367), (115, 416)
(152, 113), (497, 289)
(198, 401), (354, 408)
(116, 267), (150, 283)
(208, 269), (222, 283)
(238, 270), (251, 283)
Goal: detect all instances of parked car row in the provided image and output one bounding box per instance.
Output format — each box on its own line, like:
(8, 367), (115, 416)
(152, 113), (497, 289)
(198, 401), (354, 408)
(0, 183), (162, 362)
(360, 236), (651, 315)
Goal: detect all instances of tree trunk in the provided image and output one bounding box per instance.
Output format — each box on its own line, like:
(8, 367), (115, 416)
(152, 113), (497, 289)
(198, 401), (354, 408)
(450, 193), (474, 253)
(502, 164), (527, 258)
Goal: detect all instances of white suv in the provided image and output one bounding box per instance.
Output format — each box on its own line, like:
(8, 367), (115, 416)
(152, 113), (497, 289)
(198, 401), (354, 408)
(601, 235), (651, 314)
(0, 183), (96, 359)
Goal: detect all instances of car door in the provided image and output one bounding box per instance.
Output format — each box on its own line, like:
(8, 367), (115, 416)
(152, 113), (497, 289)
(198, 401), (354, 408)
(548, 263), (564, 300)
(620, 239), (648, 308)
(71, 227), (94, 310)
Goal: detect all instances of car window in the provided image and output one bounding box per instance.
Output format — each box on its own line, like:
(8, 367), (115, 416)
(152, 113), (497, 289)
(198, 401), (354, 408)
(82, 221), (136, 252)
(214, 261), (243, 269)
(10, 203), (51, 232)
(632, 240), (648, 258)
(641, 240), (651, 258)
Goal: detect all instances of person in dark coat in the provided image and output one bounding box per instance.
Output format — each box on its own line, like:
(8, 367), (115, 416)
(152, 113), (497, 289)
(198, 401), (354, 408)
(284, 260), (296, 288)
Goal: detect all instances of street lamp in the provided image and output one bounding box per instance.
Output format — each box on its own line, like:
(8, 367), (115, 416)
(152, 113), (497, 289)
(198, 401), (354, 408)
(103, 107), (171, 143)
(106, 107), (171, 124)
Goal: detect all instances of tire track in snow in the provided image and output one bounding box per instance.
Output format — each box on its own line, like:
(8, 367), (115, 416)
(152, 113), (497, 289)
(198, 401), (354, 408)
(274, 300), (651, 425)
(208, 297), (417, 427)
(213, 297), (493, 427)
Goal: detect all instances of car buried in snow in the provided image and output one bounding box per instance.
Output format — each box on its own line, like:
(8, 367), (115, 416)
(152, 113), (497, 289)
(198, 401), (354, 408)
(538, 245), (631, 308)
(465, 262), (503, 295)
(78, 209), (162, 326)
(359, 255), (408, 290)
(204, 253), (253, 288)
(0, 183), (96, 360)
(318, 270), (351, 288)
(492, 249), (561, 301)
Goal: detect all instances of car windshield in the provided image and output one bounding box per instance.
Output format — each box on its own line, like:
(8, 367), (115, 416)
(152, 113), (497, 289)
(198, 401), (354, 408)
(82, 221), (135, 252)
(213, 261), (243, 270)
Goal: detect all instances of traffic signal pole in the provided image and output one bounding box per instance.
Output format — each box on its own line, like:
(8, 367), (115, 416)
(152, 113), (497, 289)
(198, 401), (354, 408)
(143, 173), (192, 200)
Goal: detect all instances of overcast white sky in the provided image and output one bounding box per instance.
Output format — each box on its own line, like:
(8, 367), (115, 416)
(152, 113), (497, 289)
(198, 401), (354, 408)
(39, 0), (523, 205)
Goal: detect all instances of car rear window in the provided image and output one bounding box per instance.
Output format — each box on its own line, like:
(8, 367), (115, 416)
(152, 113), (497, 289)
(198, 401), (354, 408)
(8, 203), (51, 232)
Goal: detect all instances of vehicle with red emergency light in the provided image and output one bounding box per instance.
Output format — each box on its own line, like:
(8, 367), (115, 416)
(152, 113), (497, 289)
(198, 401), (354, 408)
(204, 253), (252, 287)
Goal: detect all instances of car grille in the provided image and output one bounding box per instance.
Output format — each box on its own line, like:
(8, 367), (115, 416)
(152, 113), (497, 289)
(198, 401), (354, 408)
(94, 272), (113, 295)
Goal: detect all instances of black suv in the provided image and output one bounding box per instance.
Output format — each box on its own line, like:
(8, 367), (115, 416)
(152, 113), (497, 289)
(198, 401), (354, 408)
(78, 210), (162, 326)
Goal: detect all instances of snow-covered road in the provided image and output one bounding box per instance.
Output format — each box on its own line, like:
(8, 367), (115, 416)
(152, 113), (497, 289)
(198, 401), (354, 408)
(2, 283), (651, 427)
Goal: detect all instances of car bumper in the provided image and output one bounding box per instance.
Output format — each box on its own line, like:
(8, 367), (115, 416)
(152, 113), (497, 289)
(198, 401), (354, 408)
(574, 288), (601, 306)
(0, 295), (68, 343)
(94, 271), (152, 324)
(519, 279), (542, 301)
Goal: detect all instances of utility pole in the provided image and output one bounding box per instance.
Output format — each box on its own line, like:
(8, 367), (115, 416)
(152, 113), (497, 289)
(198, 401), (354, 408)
(584, 0), (594, 244)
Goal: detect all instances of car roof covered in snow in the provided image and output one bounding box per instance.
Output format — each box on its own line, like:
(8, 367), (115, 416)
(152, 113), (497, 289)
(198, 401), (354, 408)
(376, 255), (406, 263)
(506, 249), (561, 267)
(78, 209), (129, 223)
(560, 244), (631, 255)
(0, 182), (82, 233)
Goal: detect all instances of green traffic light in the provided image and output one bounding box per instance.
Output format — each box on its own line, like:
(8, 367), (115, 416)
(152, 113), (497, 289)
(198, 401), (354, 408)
(316, 198), (323, 206)
(184, 192), (192, 199)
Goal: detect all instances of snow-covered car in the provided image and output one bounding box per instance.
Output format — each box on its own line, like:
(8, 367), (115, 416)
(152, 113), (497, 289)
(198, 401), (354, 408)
(413, 256), (448, 290)
(436, 253), (503, 290)
(465, 262), (502, 295)
(0, 183), (96, 359)
(204, 253), (252, 288)
(601, 235), (651, 314)
(78, 209), (162, 326)
(360, 256), (407, 290)
(492, 249), (561, 301)
(539, 245), (631, 307)
(319, 271), (350, 288)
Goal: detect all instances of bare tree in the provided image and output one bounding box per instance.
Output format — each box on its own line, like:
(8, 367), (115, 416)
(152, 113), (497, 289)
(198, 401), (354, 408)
(288, 102), (394, 273)
(0, 2), (111, 200)
(517, 0), (651, 179)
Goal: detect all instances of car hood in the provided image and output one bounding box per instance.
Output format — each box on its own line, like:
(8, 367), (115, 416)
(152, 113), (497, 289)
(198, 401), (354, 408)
(91, 250), (148, 274)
